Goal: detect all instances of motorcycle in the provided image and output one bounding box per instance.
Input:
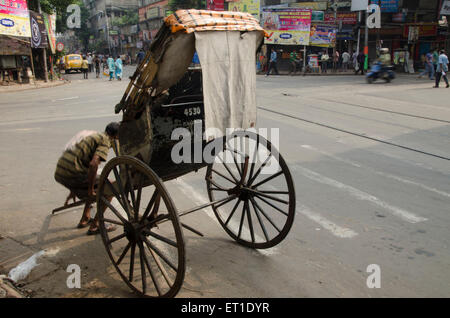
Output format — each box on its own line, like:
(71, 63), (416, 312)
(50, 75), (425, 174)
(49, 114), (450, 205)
(366, 62), (396, 83)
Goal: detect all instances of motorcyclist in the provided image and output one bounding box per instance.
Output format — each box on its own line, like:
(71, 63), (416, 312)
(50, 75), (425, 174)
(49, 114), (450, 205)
(379, 48), (391, 71)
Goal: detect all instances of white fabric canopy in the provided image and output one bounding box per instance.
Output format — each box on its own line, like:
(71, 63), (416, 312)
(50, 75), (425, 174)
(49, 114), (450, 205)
(194, 31), (262, 139)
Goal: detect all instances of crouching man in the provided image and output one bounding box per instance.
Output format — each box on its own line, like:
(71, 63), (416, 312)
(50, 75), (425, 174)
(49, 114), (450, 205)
(54, 122), (120, 235)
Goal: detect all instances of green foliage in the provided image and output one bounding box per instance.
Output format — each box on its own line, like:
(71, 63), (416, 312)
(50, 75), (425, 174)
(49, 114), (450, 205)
(111, 11), (139, 27)
(168, 0), (206, 11)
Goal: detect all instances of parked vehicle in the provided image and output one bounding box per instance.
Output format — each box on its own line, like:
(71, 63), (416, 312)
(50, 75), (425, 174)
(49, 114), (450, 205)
(366, 62), (396, 83)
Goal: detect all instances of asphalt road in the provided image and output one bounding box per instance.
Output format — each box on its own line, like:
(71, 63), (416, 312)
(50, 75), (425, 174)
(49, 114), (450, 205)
(0, 67), (449, 298)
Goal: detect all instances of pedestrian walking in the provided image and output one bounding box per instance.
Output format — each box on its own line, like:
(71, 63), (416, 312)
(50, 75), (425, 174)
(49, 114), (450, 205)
(321, 51), (329, 73)
(289, 50), (300, 75)
(87, 53), (93, 73)
(432, 48), (439, 73)
(81, 56), (89, 79)
(433, 50), (449, 88)
(94, 55), (101, 78)
(333, 50), (340, 72)
(115, 56), (123, 81)
(355, 51), (365, 75)
(54, 123), (120, 235)
(137, 49), (145, 65)
(107, 55), (115, 81)
(266, 49), (279, 76)
(342, 51), (350, 71)
(418, 52), (435, 80)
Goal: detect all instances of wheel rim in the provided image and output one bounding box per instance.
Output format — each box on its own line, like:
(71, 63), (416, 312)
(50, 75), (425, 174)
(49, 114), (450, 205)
(206, 131), (296, 249)
(97, 156), (185, 297)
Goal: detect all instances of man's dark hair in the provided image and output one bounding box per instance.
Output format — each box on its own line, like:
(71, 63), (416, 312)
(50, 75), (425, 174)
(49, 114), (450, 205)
(105, 122), (120, 137)
(440, 50), (445, 54)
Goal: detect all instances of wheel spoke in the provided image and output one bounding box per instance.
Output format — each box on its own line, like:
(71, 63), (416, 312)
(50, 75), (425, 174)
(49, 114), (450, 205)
(248, 135), (259, 182)
(245, 201), (255, 244)
(107, 232), (127, 245)
(248, 154), (272, 186)
(212, 169), (237, 185)
(138, 242), (147, 294)
(254, 195), (289, 217)
(101, 196), (129, 224)
(258, 190), (289, 195)
(129, 242), (136, 282)
(253, 171), (284, 189)
(213, 195), (237, 210)
(248, 188), (289, 205)
(148, 245), (173, 287)
(104, 218), (125, 226)
(251, 197), (281, 233)
(139, 241), (161, 296)
(146, 230), (178, 248)
(112, 167), (132, 219)
(125, 165), (137, 214)
(143, 237), (178, 272)
(135, 173), (144, 220)
(237, 203), (246, 239)
(116, 242), (131, 265)
(105, 179), (128, 212)
(229, 149), (242, 176)
(217, 154), (239, 183)
(141, 189), (158, 223)
(225, 199), (241, 226)
(249, 197), (270, 242)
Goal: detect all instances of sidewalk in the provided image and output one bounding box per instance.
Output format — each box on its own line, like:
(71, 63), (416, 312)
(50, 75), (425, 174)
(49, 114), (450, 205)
(0, 79), (68, 93)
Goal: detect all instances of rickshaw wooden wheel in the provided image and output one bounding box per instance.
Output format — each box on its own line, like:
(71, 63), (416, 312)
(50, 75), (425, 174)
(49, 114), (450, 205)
(206, 131), (296, 249)
(97, 156), (185, 298)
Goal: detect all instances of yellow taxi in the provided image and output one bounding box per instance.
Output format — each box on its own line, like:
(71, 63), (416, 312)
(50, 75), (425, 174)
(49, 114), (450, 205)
(64, 54), (83, 73)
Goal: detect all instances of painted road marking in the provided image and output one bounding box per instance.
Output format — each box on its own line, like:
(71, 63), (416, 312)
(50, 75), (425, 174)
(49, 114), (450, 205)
(301, 145), (450, 198)
(293, 165), (428, 224)
(263, 184), (358, 239)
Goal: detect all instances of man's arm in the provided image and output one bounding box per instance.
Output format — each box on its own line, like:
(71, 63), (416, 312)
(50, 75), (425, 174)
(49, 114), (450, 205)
(87, 154), (101, 198)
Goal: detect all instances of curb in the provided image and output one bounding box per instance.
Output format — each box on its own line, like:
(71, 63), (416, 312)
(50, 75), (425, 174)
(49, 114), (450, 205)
(0, 80), (69, 93)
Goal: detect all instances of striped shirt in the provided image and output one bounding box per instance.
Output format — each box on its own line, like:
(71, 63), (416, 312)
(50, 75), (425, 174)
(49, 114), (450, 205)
(55, 132), (111, 181)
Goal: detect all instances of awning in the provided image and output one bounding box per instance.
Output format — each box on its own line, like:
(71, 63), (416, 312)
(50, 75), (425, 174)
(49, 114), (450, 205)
(164, 9), (268, 36)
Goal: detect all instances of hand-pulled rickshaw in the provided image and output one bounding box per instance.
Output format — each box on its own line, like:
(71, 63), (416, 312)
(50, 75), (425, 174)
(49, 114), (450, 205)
(94, 10), (296, 297)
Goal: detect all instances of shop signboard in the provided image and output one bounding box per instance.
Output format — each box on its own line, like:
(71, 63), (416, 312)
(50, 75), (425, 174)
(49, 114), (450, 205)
(228, 0), (260, 20)
(0, 0), (31, 37)
(262, 8), (312, 45)
(370, 0), (399, 13)
(290, 2), (327, 11)
(29, 11), (48, 48)
(324, 12), (357, 24)
(309, 23), (337, 47)
(43, 13), (57, 54)
(311, 11), (324, 22)
(207, 0), (225, 11)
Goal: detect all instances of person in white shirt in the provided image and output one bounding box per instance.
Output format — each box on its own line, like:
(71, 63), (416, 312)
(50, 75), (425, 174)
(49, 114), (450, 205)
(87, 54), (93, 73)
(342, 51), (350, 71)
(433, 50), (449, 88)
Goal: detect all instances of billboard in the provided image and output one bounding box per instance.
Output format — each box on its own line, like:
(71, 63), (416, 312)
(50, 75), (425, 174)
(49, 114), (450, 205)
(228, 0), (260, 20)
(262, 8), (312, 45)
(29, 11), (48, 48)
(44, 13), (57, 54)
(0, 0), (30, 37)
(371, 0), (399, 13)
(310, 24), (337, 47)
(207, 0), (225, 11)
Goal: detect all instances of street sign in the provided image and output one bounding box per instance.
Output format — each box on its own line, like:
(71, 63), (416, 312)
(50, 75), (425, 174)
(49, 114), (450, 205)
(351, 0), (368, 12)
(56, 42), (64, 52)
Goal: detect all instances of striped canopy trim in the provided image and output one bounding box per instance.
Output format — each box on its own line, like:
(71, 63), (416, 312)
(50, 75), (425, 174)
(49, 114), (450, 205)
(164, 9), (268, 36)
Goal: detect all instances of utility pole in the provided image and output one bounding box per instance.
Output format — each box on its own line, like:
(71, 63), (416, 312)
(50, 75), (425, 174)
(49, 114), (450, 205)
(364, 9), (369, 71)
(332, 0), (339, 71)
(37, 0), (49, 82)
